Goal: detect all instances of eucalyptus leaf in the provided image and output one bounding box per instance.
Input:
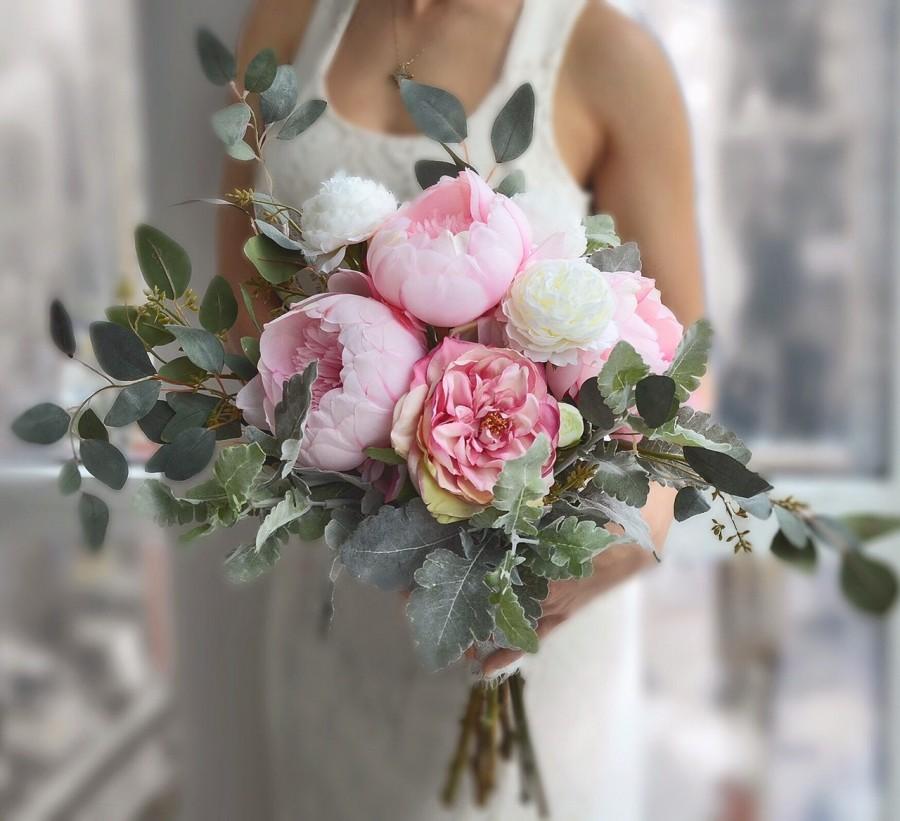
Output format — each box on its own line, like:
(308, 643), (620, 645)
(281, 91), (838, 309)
(162, 393), (218, 442)
(79, 493), (109, 550)
(158, 356), (207, 385)
(211, 102), (252, 147)
(90, 322), (156, 380)
(260, 65), (298, 123)
(591, 451), (650, 507)
(491, 82), (535, 163)
(163, 428), (216, 482)
(635, 375), (678, 428)
(144, 444), (171, 475)
(105, 380), (161, 427)
(666, 319), (713, 402)
(575, 379), (616, 432)
(106, 306), (174, 348)
(340, 499), (464, 591)
(80, 439), (128, 490)
(399, 79), (467, 143)
(590, 241), (641, 273)
(12, 403), (69, 445)
(243, 235), (304, 284)
(414, 159), (459, 189)
(495, 169), (526, 197)
(168, 327), (225, 374)
(775, 506), (809, 549)
(840, 551), (898, 615)
(244, 47), (277, 93)
(134, 224), (191, 299)
(199, 276), (238, 333)
(224, 353), (257, 381)
(733, 493), (773, 520)
(77, 409), (108, 442)
(673, 487), (710, 522)
(241, 336), (261, 365)
(840, 515), (900, 544)
(195, 27), (235, 86)
(771, 530), (816, 572)
(683, 447), (772, 498)
(50, 299), (76, 357)
(278, 98), (327, 139)
(226, 141), (257, 162)
(58, 460), (82, 495)
(363, 447), (406, 466)
(254, 219), (304, 251)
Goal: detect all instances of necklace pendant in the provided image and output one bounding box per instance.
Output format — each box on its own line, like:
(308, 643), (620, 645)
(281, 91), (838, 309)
(391, 65), (413, 87)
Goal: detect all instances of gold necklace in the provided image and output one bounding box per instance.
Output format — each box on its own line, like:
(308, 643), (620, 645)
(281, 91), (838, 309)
(389, 0), (431, 86)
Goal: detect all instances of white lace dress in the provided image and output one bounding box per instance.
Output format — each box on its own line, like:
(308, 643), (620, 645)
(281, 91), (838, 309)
(262, 1), (645, 818)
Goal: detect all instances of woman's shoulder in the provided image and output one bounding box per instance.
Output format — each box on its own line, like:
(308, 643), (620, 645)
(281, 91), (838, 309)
(238, 0), (317, 66)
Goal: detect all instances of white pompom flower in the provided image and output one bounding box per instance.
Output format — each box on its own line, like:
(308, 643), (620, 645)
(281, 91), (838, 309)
(512, 190), (587, 260)
(501, 258), (620, 366)
(299, 172), (398, 272)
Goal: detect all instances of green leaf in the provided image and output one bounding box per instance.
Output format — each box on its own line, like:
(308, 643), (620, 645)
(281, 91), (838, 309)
(241, 336), (261, 365)
(673, 486), (710, 522)
(195, 27), (235, 85)
(682, 447), (772, 498)
(575, 379), (616, 432)
(564, 491), (656, 552)
(50, 299), (76, 357)
(144, 444), (171, 475)
(243, 235), (304, 284)
(134, 479), (197, 526)
(340, 499), (464, 591)
(244, 47), (277, 93)
(134, 224), (192, 299)
(583, 214), (620, 252)
(214, 443), (266, 508)
(491, 82), (535, 163)
(105, 305), (175, 348)
(840, 515), (900, 544)
(260, 65), (298, 123)
(79, 493), (109, 550)
(489, 435), (552, 538)
(733, 493), (773, 520)
(90, 321), (156, 380)
(771, 530), (817, 572)
(495, 169), (526, 197)
(162, 393), (219, 441)
(840, 551), (898, 615)
(649, 407), (752, 464)
(407, 543), (496, 671)
(491, 583), (538, 653)
(666, 319), (713, 402)
(278, 98), (327, 139)
(399, 78), (467, 143)
(414, 159), (459, 189)
(275, 363), (317, 442)
(224, 540), (280, 583)
(226, 141), (257, 162)
(295, 507), (331, 541)
(137, 401), (175, 444)
(211, 102), (252, 147)
(363, 446), (406, 466)
(775, 506), (809, 549)
(591, 451), (650, 507)
(12, 403), (69, 445)
(635, 375), (678, 428)
(77, 408), (108, 442)
(105, 380), (161, 427)
(168, 327), (225, 374)
(80, 439), (128, 490)
(224, 352), (257, 381)
(199, 276), (238, 333)
(163, 428), (216, 482)
(590, 242), (641, 273)
(596, 342), (649, 416)
(256, 488), (311, 551)
(530, 516), (617, 580)
(158, 356), (207, 385)
(58, 460), (82, 495)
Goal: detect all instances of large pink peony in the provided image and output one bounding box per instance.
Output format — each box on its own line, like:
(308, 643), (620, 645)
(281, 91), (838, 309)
(390, 339), (560, 523)
(236, 293), (427, 471)
(366, 170), (531, 328)
(547, 271), (684, 399)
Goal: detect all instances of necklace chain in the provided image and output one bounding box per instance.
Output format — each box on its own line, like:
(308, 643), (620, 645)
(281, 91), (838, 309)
(389, 0), (431, 85)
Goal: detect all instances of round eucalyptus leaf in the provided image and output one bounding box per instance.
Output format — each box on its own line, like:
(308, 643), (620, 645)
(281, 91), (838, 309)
(495, 169), (526, 197)
(164, 428), (216, 482)
(770, 530), (817, 572)
(243, 235), (303, 283)
(134, 224), (192, 299)
(241, 336), (260, 365)
(50, 299), (76, 357)
(196, 27), (235, 86)
(682, 446), (772, 498)
(168, 326), (225, 374)
(840, 551), (898, 615)
(490, 82), (535, 163)
(80, 439), (128, 490)
(58, 460), (81, 495)
(278, 98), (327, 140)
(12, 403), (70, 445)
(211, 102), (252, 147)
(414, 160), (459, 190)
(224, 352), (257, 381)
(673, 486), (710, 522)
(105, 380), (161, 427)
(105, 305), (174, 348)
(77, 408), (108, 442)
(244, 47), (277, 93)
(158, 356), (208, 386)
(137, 401), (176, 445)
(260, 65), (298, 124)
(89, 321), (156, 381)
(145, 443), (171, 474)
(635, 375), (678, 428)
(226, 140), (257, 162)
(79, 492), (109, 551)
(199, 276), (238, 333)
(575, 379), (616, 433)
(254, 219), (304, 251)
(398, 79), (467, 143)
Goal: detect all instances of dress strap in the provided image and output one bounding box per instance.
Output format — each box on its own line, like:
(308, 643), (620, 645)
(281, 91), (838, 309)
(294, 0), (358, 96)
(504, 0), (589, 86)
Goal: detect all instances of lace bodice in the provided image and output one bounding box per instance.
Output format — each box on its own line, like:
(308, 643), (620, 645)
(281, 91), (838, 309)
(263, 0), (591, 211)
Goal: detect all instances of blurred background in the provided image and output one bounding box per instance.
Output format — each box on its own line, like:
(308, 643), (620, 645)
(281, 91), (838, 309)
(0, 0), (897, 819)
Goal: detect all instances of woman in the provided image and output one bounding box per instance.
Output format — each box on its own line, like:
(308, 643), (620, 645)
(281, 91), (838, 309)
(218, 1), (706, 817)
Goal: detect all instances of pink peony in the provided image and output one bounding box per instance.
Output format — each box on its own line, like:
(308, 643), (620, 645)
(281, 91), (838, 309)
(366, 170), (531, 328)
(390, 339), (560, 523)
(547, 272), (683, 399)
(236, 293), (427, 471)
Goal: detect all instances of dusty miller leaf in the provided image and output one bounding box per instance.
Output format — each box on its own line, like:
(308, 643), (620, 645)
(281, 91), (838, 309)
(489, 435), (552, 538)
(666, 319), (713, 402)
(590, 451), (650, 507)
(256, 488), (311, 551)
(529, 516), (617, 580)
(596, 342), (649, 416)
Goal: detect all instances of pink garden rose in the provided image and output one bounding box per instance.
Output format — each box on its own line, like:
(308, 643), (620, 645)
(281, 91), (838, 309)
(390, 339), (560, 523)
(236, 292), (427, 471)
(547, 271), (683, 399)
(366, 170), (531, 328)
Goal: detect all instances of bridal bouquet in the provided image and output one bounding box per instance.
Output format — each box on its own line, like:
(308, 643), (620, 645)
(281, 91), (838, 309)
(13, 30), (900, 813)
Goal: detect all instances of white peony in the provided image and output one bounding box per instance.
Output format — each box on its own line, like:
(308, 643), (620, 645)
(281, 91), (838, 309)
(512, 190), (587, 259)
(299, 172), (398, 271)
(501, 258), (619, 365)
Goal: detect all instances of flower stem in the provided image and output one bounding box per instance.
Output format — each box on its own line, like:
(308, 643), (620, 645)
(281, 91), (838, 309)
(508, 672), (549, 817)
